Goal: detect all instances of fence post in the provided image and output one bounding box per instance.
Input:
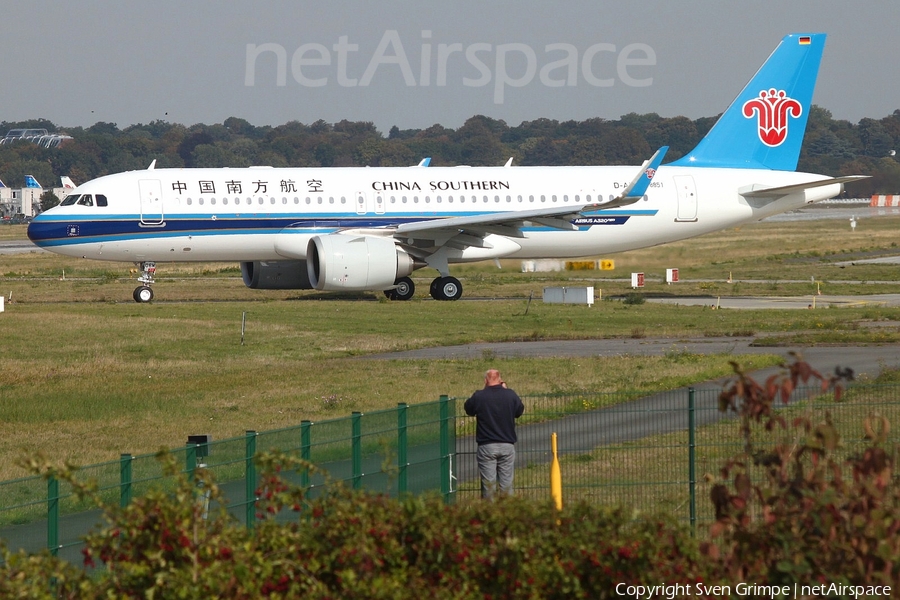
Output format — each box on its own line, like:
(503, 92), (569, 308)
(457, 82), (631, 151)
(120, 454), (133, 508)
(47, 475), (59, 556)
(352, 412), (362, 490)
(398, 403), (408, 494)
(440, 395), (452, 503)
(245, 430), (257, 530)
(300, 420), (311, 489)
(186, 444), (197, 480)
(688, 387), (696, 536)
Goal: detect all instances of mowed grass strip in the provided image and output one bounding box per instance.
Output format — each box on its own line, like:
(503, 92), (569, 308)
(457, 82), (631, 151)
(0, 298), (790, 481)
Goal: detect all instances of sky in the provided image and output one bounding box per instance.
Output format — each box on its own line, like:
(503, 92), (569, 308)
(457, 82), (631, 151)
(1, 1), (897, 134)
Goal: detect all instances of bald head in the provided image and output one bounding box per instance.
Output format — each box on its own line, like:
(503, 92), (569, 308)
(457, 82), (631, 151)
(484, 369), (503, 387)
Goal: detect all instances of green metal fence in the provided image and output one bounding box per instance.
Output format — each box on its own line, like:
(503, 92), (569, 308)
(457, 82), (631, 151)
(0, 397), (454, 564)
(2, 383), (899, 564)
(452, 383), (900, 529)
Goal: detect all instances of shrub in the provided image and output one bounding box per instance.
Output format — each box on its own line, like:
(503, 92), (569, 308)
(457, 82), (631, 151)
(704, 359), (900, 587)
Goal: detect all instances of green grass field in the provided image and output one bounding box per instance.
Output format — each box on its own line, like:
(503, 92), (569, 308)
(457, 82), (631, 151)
(2, 215), (900, 480)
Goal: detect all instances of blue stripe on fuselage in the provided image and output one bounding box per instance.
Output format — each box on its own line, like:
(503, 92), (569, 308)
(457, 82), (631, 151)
(28, 209), (658, 247)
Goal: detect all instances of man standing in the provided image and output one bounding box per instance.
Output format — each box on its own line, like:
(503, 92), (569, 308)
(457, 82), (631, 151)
(464, 369), (525, 499)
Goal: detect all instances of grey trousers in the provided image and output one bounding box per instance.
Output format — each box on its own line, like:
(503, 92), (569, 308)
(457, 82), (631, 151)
(476, 443), (516, 499)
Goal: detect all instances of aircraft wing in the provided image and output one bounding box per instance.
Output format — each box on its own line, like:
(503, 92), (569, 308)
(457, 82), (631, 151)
(391, 147), (668, 249)
(739, 175), (869, 199)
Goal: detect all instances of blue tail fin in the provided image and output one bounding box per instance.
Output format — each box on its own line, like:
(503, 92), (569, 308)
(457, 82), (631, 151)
(670, 33), (825, 171)
(24, 175), (42, 189)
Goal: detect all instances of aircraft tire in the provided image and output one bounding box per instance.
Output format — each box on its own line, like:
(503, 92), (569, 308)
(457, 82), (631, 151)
(438, 276), (463, 301)
(392, 277), (415, 301)
(133, 286), (154, 303)
(430, 277), (441, 298)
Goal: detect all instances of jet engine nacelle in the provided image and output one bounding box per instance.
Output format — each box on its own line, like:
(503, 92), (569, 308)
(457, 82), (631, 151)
(307, 235), (414, 291)
(241, 260), (313, 289)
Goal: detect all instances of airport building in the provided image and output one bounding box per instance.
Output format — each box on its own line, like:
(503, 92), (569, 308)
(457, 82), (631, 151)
(0, 128), (73, 149)
(1, 128), (76, 219)
(0, 176), (73, 219)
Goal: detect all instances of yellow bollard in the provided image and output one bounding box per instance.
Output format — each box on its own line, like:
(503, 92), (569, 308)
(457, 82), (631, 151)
(550, 433), (562, 510)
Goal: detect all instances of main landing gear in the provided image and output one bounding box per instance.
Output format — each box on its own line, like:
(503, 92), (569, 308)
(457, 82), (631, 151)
(382, 275), (464, 301)
(133, 261), (156, 303)
(384, 276), (416, 301)
(430, 276), (463, 301)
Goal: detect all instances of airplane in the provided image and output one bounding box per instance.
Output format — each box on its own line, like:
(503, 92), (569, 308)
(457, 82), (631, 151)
(27, 33), (865, 303)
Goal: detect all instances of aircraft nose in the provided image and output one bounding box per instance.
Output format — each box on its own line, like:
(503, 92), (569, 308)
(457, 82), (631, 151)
(27, 214), (53, 245)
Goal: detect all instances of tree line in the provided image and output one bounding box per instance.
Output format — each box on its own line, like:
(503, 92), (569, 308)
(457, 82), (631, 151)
(2, 106), (899, 198)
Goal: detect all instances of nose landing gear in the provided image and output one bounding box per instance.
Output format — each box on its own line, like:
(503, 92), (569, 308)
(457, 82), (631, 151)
(133, 262), (156, 303)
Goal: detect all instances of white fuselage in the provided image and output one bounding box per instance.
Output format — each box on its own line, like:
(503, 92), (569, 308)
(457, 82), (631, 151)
(28, 164), (840, 264)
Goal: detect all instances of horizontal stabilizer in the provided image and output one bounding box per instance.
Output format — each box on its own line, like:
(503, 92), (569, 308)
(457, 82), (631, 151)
(740, 175), (869, 198)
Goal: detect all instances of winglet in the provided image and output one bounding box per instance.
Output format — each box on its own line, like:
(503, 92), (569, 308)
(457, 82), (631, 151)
(148, 159), (157, 170)
(617, 146), (668, 201)
(416, 157), (431, 167)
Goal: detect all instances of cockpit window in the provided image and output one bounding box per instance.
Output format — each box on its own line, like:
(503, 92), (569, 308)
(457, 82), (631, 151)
(60, 194), (106, 207)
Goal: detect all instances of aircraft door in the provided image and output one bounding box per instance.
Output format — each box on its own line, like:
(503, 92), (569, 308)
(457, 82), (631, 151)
(673, 175), (698, 222)
(138, 179), (165, 226)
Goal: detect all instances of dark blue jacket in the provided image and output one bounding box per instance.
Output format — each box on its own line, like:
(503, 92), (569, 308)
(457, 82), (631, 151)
(464, 385), (525, 445)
